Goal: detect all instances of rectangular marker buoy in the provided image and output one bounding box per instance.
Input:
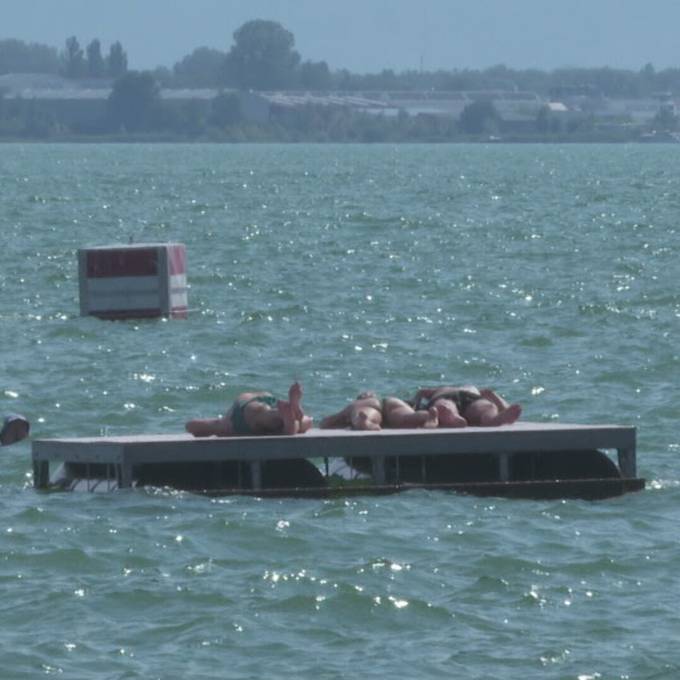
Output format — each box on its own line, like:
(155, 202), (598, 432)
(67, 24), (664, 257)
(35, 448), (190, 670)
(78, 243), (188, 319)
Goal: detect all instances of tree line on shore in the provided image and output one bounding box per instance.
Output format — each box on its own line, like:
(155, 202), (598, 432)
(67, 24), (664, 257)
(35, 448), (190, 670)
(0, 36), (128, 80)
(1, 20), (679, 141)
(4, 21), (680, 96)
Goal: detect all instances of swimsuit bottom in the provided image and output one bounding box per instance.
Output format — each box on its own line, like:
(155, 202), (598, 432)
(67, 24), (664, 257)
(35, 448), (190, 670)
(427, 390), (482, 415)
(230, 395), (278, 435)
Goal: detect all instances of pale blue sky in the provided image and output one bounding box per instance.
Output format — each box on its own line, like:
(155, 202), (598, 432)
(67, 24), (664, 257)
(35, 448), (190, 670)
(3, 0), (680, 73)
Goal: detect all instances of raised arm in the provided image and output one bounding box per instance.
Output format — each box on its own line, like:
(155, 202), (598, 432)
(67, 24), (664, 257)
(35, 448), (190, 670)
(412, 387), (439, 410)
(319, 405), (352, 429)
(479, 388), (510, 411)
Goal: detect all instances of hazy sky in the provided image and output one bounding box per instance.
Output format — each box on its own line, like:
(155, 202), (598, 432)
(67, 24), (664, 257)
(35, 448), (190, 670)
(3, 0), (680, 73)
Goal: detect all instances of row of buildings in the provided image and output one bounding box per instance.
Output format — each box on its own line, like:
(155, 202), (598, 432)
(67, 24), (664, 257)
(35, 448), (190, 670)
(0, 73), (677, 135)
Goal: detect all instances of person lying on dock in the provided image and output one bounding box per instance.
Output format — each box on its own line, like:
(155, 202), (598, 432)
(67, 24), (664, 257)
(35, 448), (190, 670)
(319, 392), (439, 430)
(185, 382), (312, 437)
(412, 386), (521, 428)
(0, 414), (30, 447)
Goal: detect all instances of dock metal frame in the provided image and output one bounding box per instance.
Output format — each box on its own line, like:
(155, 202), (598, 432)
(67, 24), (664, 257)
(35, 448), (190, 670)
(31, 422), (640, 498)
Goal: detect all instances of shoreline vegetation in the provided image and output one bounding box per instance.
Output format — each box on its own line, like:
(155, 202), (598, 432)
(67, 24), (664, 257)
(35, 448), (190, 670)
(2, 20), (680, 144)
(0, 132), (668, 144)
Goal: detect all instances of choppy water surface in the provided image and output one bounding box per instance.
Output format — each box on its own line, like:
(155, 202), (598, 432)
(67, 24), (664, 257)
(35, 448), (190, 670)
(1, 143), (680, 679)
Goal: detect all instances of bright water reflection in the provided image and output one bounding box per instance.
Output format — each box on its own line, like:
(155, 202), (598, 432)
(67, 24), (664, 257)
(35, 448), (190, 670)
(1, 144), (680, 678)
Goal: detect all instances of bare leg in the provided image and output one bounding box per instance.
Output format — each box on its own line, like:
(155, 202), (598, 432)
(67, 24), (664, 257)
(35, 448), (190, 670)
(383, 398), (439, 429)
(287, 381), (312, 433)
(185, 417), (231, 437)
(465, 399), (522, 427)
(276, 400), (299, 435)
(299, 415), (313, 433)
(320, 409), (349, 429)
(289, 382), (304, 422)
(479, 389), (510, 411)
(433, 399), (468, 428)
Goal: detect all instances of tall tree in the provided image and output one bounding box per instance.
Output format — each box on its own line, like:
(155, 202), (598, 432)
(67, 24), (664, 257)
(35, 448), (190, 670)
(458, 100), (500, 135)
(299, 60), (331, 90)
(224, 20), (300, 90)
(173, 47), (226, 87)
(0, 39), (59, 74)
(62, 36), (85, 78)
(107, 71), (161, 132)
(86, 39), (105, 78)
(107, 41), (128, 79)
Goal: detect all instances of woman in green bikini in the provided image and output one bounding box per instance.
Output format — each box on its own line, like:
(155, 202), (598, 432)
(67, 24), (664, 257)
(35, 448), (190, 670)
(185, 382), (312, 437)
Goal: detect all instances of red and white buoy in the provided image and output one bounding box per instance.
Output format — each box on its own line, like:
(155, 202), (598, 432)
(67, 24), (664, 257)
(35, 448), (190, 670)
(78, 243), (188, 319)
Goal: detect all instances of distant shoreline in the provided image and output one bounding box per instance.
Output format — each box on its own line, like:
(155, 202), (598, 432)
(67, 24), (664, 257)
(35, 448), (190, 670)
(0, 136), (674, 144)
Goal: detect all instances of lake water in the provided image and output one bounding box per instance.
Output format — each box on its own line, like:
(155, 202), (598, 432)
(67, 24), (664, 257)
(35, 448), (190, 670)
(1, 143), (679, 679)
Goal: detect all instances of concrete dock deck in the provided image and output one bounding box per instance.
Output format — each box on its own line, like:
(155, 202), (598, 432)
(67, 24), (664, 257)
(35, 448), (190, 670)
(32, 422), (640, 497)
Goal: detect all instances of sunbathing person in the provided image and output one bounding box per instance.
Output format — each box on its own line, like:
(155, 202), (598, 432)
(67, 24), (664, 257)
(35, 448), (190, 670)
(186, 382), (312, 437)
(320, 392), (439, 430)
(0, 414), (30, 447)
(412, 386), (521, 428)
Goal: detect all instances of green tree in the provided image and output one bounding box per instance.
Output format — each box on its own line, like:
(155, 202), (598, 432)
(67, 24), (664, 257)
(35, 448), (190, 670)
(224, 20), (300, 90)
(86, 39), (105, 78)
(299, 60), (331, 90)
(107, 41), (128, 79)
(108, 71), (161, 132)
(174, 47), (226, 87)
(300, 61), (332, 90)
(62, 36), (85, 78)
(151, 65), (174, 87)
(458, 100), (500, 135)
(0, 39), (59, 74)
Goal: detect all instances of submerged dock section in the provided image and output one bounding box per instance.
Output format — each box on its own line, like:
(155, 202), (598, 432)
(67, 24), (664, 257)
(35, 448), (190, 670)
(32, 422), (643, 500)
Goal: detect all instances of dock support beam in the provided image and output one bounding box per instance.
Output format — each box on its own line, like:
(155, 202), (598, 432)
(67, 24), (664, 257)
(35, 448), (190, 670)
(117, 463), (133, 489)
(372, 456), (386, 485)
(617, 448), (636, 478)
(250, 461), (262, 490)
(498, 453), (510, 482)
(33, 461), (49, 489)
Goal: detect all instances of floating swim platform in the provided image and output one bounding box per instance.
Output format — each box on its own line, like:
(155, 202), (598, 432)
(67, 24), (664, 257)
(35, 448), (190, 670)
(32, 422), (644, 499)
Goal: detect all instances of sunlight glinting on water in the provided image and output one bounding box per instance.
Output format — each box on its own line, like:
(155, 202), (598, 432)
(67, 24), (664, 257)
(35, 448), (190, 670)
(1, 143), (680, 678)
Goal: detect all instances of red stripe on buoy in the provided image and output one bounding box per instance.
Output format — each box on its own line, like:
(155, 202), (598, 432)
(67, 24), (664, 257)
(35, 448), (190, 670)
(168, 245), (186, 275)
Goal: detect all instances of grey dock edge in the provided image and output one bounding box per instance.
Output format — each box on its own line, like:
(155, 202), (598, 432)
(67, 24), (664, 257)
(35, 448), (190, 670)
(31, 422), (637, 490)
